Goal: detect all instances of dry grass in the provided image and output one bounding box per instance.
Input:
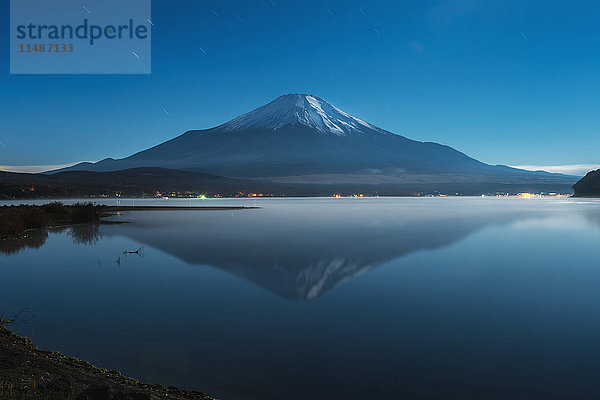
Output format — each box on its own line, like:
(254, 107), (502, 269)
(0, 203), (100, 237)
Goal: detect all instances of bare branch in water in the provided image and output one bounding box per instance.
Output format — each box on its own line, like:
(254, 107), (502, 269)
(122, 246), (143, 256)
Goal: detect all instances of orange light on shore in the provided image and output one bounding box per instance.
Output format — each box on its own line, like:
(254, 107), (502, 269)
(518, 193), (533, 198)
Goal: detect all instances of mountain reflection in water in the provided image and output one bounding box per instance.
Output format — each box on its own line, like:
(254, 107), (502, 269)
(99, 199), (546, 299)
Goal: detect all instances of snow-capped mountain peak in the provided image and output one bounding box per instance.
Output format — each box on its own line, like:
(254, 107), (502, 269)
(219, 94), (385, 135)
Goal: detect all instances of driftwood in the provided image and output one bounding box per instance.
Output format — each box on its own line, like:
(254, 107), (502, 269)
(122, 246), (143, 255)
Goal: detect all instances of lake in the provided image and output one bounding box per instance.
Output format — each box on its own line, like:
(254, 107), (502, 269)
(2, 197), (600, 399)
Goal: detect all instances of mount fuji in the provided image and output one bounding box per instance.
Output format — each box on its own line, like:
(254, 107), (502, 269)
(57, 94), (574, 190)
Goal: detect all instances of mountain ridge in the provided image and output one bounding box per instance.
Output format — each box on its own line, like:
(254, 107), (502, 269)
(53, 94), (576, 191)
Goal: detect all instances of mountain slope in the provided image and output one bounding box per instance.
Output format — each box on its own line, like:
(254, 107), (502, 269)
(56, 94), (575, 188)
(219, 93), (388, 135)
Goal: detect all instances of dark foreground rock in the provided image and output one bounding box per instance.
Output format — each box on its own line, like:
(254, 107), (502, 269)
(0, 324), (215, 400)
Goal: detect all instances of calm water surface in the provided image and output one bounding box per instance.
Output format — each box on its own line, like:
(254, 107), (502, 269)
(2, 197), (600, 399)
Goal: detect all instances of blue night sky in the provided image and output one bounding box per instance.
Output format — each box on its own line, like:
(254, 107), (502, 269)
(1, 0), (599, 173)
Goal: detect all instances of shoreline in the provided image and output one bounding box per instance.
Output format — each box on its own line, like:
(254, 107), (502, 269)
(0, 323), (215, 400)
(0, 203), (259, 240)
(102, 205), (259, 211)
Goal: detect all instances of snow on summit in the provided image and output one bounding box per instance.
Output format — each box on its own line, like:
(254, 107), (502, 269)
(219, 94), (386, 135)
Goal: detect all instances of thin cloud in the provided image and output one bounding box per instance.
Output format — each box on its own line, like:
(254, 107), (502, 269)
(512, 164), (600, 177)
(0, 162), (93, 174)
(409, 40), (423, 53)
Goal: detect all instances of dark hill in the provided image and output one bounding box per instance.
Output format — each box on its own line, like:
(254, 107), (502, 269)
(1, 167), (576, 199)
(573, 169), (600, 197)
(0, 168), (276, 199)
